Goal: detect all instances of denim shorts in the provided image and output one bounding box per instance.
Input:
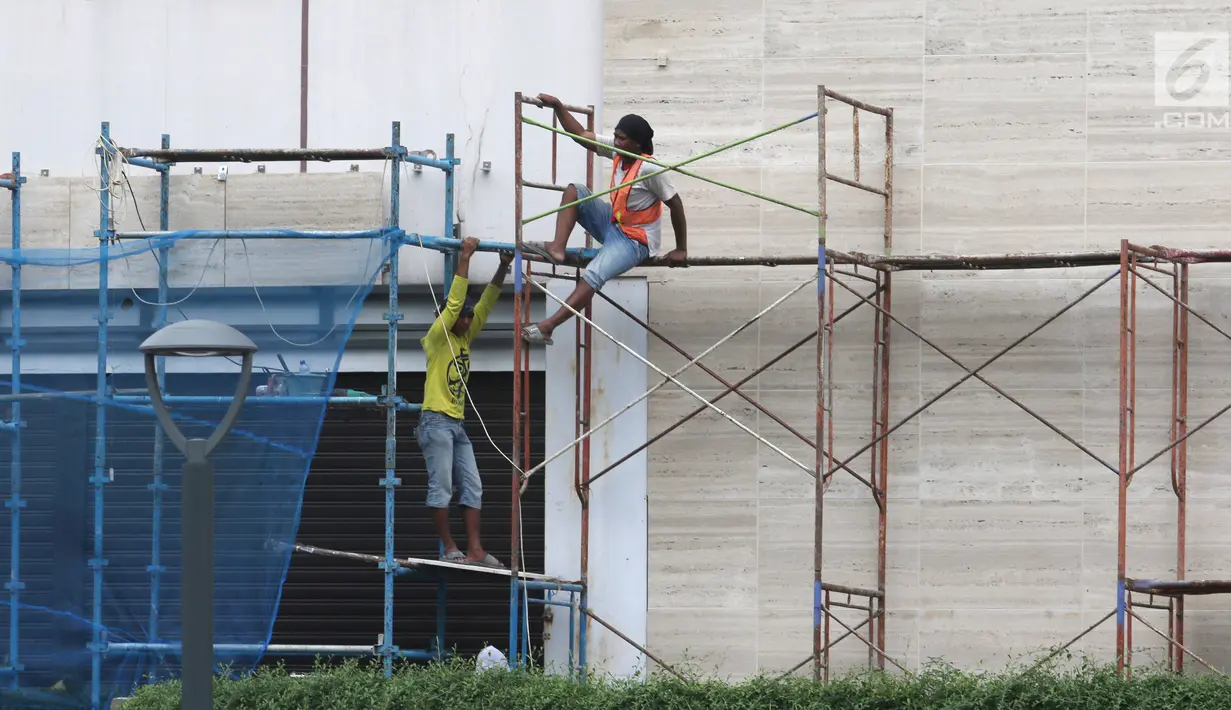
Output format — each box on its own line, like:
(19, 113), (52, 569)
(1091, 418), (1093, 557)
(416, 409), (483, 510)
(572, 183), (652, 291)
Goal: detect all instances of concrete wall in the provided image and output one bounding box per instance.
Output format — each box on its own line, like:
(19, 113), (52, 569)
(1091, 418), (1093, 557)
(607, 0), (1231, 678)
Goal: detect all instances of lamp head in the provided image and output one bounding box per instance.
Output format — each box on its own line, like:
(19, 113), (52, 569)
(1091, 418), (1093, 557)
(140, 319), (259, 358)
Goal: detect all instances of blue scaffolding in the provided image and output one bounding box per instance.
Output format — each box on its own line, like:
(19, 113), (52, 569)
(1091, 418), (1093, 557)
(1, 149), (29, 694)
(0, 119), (586, 709)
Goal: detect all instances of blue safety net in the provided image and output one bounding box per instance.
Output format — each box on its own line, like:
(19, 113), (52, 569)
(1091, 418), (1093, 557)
(0, 232), (392, 708)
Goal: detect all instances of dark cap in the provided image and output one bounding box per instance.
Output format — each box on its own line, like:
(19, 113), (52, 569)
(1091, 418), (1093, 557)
(615, 113), (654, 155)
(436, 299), (476, 321)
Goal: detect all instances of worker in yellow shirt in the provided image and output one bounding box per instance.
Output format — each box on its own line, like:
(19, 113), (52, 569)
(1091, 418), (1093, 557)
(417, 236), (513, 568)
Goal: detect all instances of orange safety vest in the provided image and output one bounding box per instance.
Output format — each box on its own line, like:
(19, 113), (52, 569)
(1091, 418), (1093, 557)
(609, 154), (662, 245)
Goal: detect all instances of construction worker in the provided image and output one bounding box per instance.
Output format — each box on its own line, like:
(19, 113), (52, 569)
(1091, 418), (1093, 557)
(418, 236), (512, 568)
(520, 93), (689, 345)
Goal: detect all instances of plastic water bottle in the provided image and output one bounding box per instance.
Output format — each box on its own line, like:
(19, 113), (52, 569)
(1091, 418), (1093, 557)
(299, 359), (310, 375)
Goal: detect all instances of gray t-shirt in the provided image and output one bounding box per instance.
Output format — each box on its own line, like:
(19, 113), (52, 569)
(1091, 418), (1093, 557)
(594, 134), (677, 256)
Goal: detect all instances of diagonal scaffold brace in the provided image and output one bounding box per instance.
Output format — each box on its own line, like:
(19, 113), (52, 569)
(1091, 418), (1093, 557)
(518, 273), (821, 492)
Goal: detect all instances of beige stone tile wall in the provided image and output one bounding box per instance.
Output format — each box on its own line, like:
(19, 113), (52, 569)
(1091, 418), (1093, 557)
(606, 0), (1231, 679)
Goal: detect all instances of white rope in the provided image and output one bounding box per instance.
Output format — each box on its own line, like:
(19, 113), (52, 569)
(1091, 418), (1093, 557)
(520, 274), (819, 484)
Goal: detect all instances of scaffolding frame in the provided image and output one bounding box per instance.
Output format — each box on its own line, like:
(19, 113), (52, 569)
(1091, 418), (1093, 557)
(508, 86), (897, 679)
(507, 86), (1231, 681)
(4, 122), (587, 710)
(1, 151), (28, 691)
(96, 122), (450, 708)
(2, 86), (1230, 707)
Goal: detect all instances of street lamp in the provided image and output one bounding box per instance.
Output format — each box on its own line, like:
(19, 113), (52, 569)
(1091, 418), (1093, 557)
(140, 319), (258, 710)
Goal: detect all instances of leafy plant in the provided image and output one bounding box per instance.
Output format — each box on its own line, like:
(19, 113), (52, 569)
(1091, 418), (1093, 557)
(117, 656), (1231, 710)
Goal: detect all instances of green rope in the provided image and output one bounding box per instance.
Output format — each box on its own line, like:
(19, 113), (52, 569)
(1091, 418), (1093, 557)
(520, 113), (820, 225)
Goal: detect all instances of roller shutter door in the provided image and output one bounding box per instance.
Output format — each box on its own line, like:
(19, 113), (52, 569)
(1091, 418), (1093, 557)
(268, 370), (546, 667)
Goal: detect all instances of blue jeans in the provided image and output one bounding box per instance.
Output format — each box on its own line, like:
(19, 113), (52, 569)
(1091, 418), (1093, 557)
(416, 409), (483, 510)
(572, 183), (651, 291)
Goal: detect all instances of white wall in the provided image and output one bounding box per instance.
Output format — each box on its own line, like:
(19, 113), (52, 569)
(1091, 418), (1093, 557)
(542, 276), (649, 679)
(0, 0), (605, 286)
(0, 0), (660, 677)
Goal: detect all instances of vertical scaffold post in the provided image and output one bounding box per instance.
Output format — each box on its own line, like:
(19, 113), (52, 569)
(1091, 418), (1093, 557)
(576, 102), (596, 682)
(510, 91), (526, 668)
(381, 121), (404, 676)
(148, 133), (172, 682)
(1115, 239), (1131, 677)
(435, 133), (456, 658)
(1171, 261), (1189, 672)
(876, 106), (895, 667)
(443, 133), (457, 296)
(812, 86), (828, 682)
(92, 122), (114, 710)
(6, 151), (27, 689)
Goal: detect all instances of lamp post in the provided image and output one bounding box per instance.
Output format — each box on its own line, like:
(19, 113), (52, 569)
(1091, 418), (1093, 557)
(139, 320), (258, 710)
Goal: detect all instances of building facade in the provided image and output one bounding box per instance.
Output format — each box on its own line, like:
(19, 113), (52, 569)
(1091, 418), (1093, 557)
(0, 0), (1229, 683)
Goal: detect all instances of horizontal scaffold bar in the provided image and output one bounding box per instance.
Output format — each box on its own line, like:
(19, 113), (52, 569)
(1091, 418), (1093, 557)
(111, 394), (422, 411)
(1126, 242), (1231, 264)
(111, 228), (400, 241)
(849, 248), (1230, 271)
(286, 541), (584, 590)
(821, 581), (884, 599)
(822, 87), (893, 117)
(418, 234), (1178, 272)
(1126, 578), (1231, 596)
(66, 224), (1219, 272)
(114, 147), (455, 171)
(0, 177), (24, 190)
(104, 642), (437, 659)
(416, 234), (821, 268)
(519, 93), (595, 116)
(121, 156), (171, 173)
(117, 147), (381, 162)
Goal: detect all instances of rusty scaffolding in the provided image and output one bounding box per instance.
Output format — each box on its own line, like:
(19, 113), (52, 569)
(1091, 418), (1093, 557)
(504, 85), (1231, 681)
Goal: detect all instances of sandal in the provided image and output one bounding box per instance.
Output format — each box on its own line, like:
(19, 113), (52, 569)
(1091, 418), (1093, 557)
(520, 241), (563, 265)
(466, 553), (506, 569)
(440, 550), (467, 563)
(522, 324), (553, 346)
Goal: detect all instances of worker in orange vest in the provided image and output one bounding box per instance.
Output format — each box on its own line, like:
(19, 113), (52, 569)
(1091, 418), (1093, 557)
(520, 93), (689, 345)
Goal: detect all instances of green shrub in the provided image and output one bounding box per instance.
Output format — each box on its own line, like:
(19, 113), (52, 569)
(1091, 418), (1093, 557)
(118, 657), (1231, 710)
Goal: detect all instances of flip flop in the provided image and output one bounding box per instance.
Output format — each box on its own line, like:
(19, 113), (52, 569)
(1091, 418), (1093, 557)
(467, 553), (505, 569)
(440, 550), (467, 563)
(520, 241), (563, 265)
(522, 324), (553, 346)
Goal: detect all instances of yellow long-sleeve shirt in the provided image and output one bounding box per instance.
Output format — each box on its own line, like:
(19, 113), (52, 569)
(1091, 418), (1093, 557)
(421, 275), (502, 420)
